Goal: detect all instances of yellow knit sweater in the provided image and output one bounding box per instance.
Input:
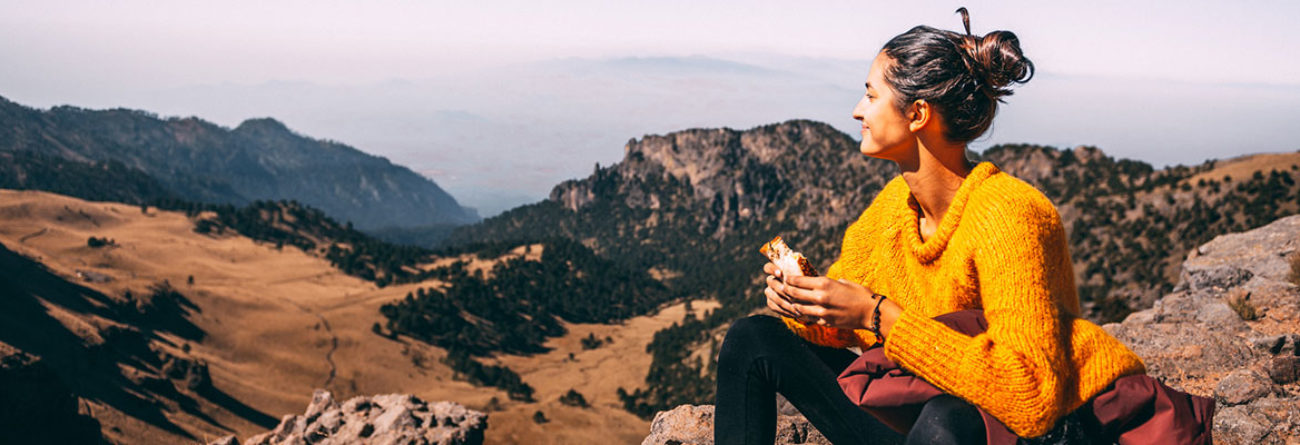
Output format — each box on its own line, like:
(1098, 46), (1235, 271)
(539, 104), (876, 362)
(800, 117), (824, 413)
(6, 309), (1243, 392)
(780, 162), (1146, 438)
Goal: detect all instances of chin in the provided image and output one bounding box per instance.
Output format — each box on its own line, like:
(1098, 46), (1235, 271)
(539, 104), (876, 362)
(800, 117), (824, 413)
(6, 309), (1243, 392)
(859, 142), (885, 158)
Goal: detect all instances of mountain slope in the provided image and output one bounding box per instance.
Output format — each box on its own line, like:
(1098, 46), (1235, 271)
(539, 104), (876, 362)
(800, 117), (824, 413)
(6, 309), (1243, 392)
(0, 95), (478, 230)
(0, 189), (700, 444)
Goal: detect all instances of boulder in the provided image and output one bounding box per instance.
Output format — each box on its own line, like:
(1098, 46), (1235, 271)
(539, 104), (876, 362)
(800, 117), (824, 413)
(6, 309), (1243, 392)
(213, 390), (487, 445)
(1107, 215), (1300, 444)
(641, 404), (831, 445)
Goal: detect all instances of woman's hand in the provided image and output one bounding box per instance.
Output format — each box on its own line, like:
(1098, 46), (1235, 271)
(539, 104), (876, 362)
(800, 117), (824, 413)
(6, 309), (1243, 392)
(764, 263), (879, 330)
(763, 263), (805, 321)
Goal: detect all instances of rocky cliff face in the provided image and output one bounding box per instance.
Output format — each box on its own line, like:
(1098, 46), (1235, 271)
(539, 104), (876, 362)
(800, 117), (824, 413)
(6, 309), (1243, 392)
(208, 390), (487, 445)
(547, 120), (896, 240)
(643, 215), (1300, 445)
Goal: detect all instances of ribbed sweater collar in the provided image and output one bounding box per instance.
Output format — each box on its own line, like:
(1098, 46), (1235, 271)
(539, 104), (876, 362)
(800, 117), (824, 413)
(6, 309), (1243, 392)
(901, 161), (1000, 263)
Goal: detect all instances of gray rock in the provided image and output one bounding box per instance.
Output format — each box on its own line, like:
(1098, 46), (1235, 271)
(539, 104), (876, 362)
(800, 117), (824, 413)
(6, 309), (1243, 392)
(641, 404), (714, 445)
(1183, 266), (1255, 293)
(641, 404), (838, 445)
(1253, 334), (1300, 357)
(220, 390), (486, 445)
(1268, 357), (1300, 385)
(208, 436), (238, 445)
(1196, 302), (1249, 331)
(1215, 368), (1275, 407)
(1185, 215), (1300, 285)
(1214, 405), (1275, 445)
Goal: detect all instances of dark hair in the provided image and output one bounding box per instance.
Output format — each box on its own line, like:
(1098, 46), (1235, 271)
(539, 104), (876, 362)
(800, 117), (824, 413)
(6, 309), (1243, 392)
(880, 7), (1034, 143)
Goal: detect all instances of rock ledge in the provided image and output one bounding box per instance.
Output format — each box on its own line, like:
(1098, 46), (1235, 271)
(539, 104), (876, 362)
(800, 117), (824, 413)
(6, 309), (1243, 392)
(211, 390), (486, 445)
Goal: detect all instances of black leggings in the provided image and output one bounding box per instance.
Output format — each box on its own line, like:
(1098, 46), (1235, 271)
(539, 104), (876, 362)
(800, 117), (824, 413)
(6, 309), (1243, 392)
(715, 314), (986, 445)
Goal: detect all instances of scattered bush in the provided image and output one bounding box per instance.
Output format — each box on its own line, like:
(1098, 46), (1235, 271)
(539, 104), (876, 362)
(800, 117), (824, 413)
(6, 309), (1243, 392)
(532, 410), (549, 424)
(1226, 291), (1260, 321)
(580, 332), (605, 350)
(483, 396), (503, 412)
(441, 349), (534, 402)
(87, 236), (115, 248)
(559, 389), (589, 408)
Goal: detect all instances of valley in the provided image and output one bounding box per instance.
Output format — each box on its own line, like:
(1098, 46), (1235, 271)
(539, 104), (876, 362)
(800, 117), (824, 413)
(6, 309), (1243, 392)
(0, 189), (716, 444)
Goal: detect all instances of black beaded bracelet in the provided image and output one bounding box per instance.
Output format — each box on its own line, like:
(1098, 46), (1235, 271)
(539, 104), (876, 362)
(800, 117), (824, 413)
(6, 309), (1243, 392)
(869, 294), (888, 341)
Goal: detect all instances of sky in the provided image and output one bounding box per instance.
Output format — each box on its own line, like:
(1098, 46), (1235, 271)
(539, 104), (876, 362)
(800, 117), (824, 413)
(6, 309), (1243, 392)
(3, 1), (1299, 216)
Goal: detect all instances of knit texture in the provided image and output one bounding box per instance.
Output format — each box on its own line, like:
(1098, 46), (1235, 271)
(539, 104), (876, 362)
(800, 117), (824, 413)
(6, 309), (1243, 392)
(779, 162), (1146, 438)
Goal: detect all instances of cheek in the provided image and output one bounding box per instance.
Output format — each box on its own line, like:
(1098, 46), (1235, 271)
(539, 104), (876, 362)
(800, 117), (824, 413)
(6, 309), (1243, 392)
(865, 109), (892, 139)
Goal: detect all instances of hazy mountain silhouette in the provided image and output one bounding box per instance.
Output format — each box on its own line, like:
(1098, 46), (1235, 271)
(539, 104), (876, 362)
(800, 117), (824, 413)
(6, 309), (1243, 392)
(0, 95), (478, 230)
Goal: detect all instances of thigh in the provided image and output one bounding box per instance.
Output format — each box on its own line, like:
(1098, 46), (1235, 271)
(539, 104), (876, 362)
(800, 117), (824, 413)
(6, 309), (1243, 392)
(719, 315), (904, 444)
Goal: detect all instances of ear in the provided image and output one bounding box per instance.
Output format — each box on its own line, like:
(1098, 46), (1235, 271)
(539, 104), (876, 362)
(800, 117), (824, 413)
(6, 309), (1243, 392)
(907, 100), (931, 133)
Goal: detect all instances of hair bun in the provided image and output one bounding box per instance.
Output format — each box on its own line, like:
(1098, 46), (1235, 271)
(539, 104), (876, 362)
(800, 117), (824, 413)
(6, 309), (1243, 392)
(953, 8), (1034, 101)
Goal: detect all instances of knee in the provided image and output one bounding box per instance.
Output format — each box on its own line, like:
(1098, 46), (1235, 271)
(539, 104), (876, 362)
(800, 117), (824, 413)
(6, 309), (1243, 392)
(717, 315), (785, 363)
(908, 395), (983, 443)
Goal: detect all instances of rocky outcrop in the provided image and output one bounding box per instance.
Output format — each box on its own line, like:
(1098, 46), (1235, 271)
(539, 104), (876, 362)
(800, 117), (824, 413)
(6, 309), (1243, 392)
(1106, 214), (1300, 444)
(642, 398), (831, 445)
(549, 121), (897, 237)
(210, 390), (487, 445)
(0, 341), (103, 444)
(645, 215), (1300, 444)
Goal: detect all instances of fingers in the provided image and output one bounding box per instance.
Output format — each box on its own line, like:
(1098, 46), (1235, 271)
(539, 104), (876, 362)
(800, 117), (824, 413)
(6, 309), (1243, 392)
(782, 283), (827, 306)
(766, 275), (785, 296)
(765, 287), (800, 319)
(784, 275), (828, 291)
(794, 303), (827, 319)
(763, 262), (777, 276)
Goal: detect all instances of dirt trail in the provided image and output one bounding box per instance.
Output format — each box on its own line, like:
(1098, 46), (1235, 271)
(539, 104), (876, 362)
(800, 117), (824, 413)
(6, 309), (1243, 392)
(18, 227), (46, 243)
(282, 299), (339, 388)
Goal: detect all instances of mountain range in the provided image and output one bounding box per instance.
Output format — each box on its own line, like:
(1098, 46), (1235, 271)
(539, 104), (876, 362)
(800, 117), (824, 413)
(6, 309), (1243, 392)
(0, 95), (478, 230)
(1, 97), (1297, 442)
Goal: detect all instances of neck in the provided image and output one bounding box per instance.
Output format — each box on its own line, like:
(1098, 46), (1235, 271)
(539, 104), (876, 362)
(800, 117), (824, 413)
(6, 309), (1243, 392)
(896, 135), (973, 224)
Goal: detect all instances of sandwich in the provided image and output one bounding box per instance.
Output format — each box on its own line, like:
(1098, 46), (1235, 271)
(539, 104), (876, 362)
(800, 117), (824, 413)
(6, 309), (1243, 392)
(759, 236), (819, 279)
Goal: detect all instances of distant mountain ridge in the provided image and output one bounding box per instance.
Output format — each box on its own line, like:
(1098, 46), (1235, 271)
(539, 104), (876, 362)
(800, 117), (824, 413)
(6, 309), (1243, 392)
(0, 95), (478, 230)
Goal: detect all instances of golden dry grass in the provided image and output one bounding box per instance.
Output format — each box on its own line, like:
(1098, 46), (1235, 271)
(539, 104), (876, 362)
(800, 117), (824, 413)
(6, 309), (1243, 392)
(1184, 151), (1300, 186)
(0, 189), (718, 444)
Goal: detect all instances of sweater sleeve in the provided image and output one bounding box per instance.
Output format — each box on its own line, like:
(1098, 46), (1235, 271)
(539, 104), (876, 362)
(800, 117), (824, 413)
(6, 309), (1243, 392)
(882, 195), (1076, 438)
(778, 198), (886, 349)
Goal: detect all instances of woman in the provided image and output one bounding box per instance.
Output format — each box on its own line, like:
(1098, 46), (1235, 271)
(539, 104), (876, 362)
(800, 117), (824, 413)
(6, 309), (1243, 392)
(714, 9), (1152, 444)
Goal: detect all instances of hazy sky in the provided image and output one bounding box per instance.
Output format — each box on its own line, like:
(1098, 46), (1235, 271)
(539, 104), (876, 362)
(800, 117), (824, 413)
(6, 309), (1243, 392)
(3, 1), (1299, 215)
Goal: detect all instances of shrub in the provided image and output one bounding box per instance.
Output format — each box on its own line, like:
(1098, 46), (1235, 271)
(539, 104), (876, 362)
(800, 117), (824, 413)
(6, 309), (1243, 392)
(580, 332), (604, 350)
(1226, 291), (1260, 321)
(559, 389), (589, 408)
(532, 410), (549, 424)
(87, 236), (114, 248)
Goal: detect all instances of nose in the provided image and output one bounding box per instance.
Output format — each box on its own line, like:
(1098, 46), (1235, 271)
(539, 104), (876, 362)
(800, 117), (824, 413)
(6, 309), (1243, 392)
(852, 95), (867, 121)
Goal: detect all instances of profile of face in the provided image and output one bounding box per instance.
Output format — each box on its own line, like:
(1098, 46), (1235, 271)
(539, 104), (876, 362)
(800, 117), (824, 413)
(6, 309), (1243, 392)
(851, 54), (919, 162)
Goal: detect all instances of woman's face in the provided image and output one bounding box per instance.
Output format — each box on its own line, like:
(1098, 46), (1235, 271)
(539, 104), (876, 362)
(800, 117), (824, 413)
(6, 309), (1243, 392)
(852, 54), (917, 160)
